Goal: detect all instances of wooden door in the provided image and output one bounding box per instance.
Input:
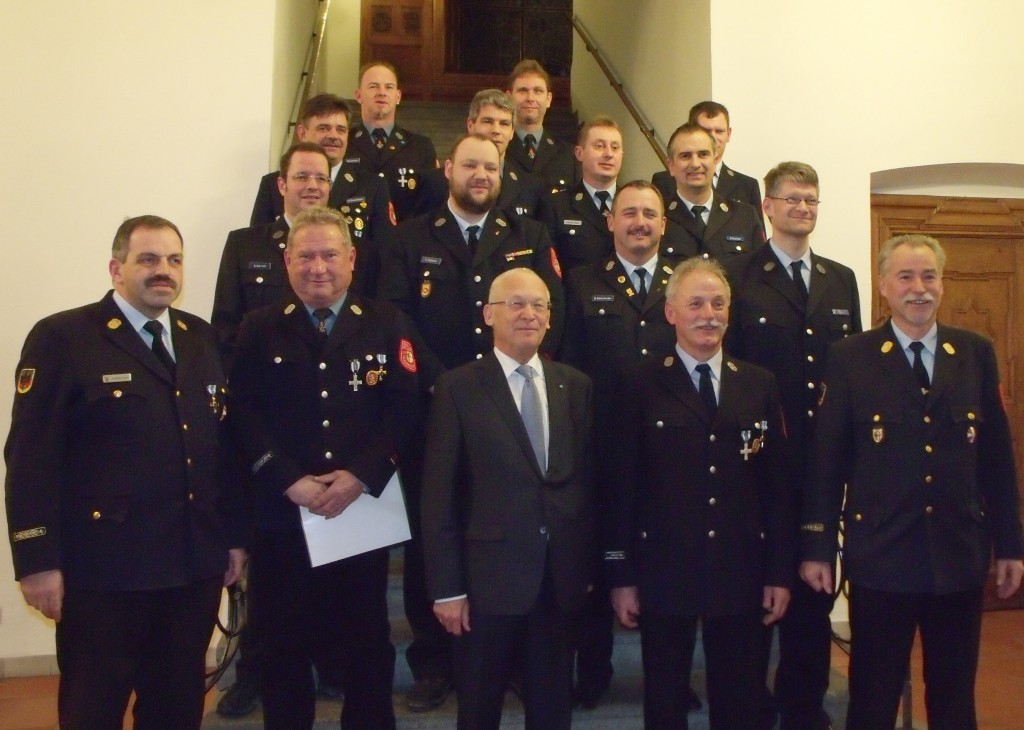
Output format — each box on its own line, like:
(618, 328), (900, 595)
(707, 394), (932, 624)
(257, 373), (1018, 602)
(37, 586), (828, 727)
(360, 0), (571, 102)
(360, 0), (434, 97)
(872, 194), (1024, 609)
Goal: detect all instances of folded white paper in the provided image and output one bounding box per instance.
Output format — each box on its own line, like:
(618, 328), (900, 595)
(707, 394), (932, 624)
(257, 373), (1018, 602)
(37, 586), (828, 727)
(300, 472), (411, 567)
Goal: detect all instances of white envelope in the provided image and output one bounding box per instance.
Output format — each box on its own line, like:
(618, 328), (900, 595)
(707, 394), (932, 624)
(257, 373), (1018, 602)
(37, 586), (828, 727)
(300, 472), (411, 567)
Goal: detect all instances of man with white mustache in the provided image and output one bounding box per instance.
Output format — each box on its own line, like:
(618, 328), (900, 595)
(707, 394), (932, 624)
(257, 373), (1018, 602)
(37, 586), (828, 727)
(801, 234), (1023, 730)
(605, 257), (793, 730)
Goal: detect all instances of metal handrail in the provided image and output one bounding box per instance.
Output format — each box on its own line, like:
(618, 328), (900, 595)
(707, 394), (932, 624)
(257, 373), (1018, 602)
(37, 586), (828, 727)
(570, 14), (668, 170)
(280, 0), (333, 158)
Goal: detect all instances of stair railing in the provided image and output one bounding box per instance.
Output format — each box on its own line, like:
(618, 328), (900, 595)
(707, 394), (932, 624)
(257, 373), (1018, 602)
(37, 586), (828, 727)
(571, 14), (668, 170)
(280, 0), (332, 158)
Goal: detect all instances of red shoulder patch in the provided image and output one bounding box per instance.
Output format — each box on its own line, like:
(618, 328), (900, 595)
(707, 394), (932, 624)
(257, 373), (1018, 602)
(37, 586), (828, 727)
(550, 247), (562, 279)
(388, 201), (397, 226)
(399, 339), (417, 373)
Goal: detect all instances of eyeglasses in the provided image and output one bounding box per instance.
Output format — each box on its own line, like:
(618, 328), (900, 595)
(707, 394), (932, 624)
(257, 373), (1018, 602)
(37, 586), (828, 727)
(767, 196), (820, 207)
(488, 299), (552, 312)
(290, 173), (332, 185)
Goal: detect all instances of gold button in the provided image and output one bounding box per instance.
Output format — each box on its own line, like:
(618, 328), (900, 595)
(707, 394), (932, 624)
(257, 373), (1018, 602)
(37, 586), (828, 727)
(924, 416), (931, 423)
(925, 445), (933, 453)
(641, 348), (648, 355)
(854, 513), (862, 521)
(873, 415), (881, 422)
(925, 506), (934, 514)
(806, 355), (814, 363)
(925, 475), (933, 484)
(968, 412), (976, 420)
(182, 423), (189, 431)
(113, 390), (123, 398)
(186, 457), (192, 466)
(256, 276), (264, 284)
(175, 390), (182, 397)
(92, 511), (101, 520)
(806, 328), (814, 336)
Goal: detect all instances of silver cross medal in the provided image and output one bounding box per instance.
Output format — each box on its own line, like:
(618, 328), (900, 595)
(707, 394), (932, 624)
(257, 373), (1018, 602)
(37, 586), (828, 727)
(740, 429), (753, 461)
(397, 168), (408, 187)
(757, 419), (768, 449)
(349, 359), (363, 391)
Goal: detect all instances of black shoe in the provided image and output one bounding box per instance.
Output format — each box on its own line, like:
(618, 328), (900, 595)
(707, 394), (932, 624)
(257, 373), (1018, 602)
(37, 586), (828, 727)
(572, 679), (610, 710)
(686, 686), (702, 713)
(406, 676), (451, 712)
(216, 675), (260, 718)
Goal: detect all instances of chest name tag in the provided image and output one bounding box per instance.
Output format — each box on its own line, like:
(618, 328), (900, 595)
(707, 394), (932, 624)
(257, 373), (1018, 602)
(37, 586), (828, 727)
(725, 235), (745, 242)
(102, 373), (132, 383)
(248, 261), (273, 270)
(832, 308), (850, 315)
(592, 295), (615, 302)
(420, 256), (443, 265)
(563, 219), (583, 226)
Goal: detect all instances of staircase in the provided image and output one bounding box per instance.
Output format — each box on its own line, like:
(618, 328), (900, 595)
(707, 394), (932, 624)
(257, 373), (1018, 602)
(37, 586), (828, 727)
(201, 549), (853, 729)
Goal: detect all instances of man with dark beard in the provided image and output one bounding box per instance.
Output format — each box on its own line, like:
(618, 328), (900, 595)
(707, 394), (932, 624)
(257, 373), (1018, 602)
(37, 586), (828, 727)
(379, 131), (565, 711)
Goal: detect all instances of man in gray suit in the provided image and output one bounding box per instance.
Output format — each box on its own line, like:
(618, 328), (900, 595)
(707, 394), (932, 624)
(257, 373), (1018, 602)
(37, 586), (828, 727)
(422, 267), (594, 730)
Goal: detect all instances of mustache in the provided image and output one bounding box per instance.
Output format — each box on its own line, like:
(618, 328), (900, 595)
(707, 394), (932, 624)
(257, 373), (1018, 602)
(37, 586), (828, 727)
(627, 225), (653, 237)
(146, 275), (177, 288)
(688, 319), (724, 330)
(903, 293), (936, 304)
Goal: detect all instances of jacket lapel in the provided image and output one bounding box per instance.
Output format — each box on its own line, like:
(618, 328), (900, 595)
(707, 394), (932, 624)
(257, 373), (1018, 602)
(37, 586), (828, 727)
(657, 354), (709, 424)
(877, 322), (928, 402)
(98, 293), (174, 384)
(758, 246), (805, 314)
(478, 354), (546, 478)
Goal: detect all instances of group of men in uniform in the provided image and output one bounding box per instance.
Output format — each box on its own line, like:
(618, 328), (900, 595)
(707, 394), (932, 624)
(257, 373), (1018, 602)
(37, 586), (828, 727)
(5, 54), (1023, 730)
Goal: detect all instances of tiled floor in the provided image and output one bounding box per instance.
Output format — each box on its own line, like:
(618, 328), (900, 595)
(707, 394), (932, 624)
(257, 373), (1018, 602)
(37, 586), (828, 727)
(2, 610), (1021, 729)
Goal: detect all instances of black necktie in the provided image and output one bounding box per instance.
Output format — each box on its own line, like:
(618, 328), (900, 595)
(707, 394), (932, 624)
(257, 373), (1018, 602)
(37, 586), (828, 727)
(634, 267), (648, 301)
(909, 341), (930, 391)
(143, 320), (175, 375)
(695, 363), (717, 416)
(524, 133), (537, 160)
(466, 225), (480, 257)
(595, 190), (611, 215)
(691, 205), (707, 239)
(791, 261), (809, 308)
(371, 128), (387, 150)
(314, 308), (332, 339)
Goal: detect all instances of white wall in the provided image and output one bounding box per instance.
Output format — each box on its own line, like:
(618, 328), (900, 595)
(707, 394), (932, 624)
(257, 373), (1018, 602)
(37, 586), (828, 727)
(711, 0), (1024, 312)
(268, 0), (324, 168)
(0, 0), (321, 668)
(572, 1), (712, 182)
(323, 0), (363, 105)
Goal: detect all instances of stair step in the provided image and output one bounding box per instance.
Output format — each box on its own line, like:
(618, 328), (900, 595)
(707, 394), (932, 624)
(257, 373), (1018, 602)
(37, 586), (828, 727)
(205, 555), (852, 728)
